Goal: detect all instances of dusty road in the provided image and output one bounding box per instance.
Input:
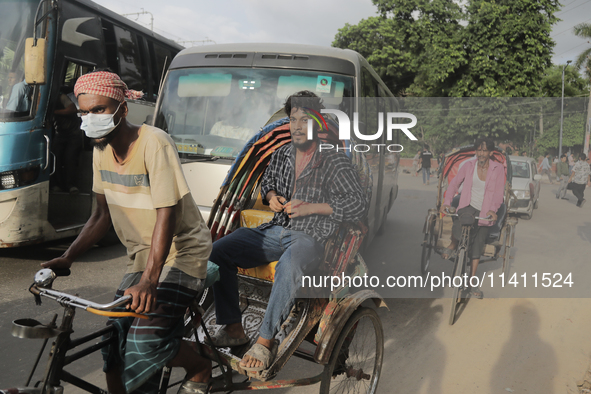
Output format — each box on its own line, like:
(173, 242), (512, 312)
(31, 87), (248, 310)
(1, 171), (590, 393)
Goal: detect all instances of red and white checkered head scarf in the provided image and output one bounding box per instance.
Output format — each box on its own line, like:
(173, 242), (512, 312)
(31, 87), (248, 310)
(74, 71), (144, 102)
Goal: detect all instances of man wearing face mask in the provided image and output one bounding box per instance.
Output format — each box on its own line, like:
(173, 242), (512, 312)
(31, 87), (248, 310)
(41, 71), (212, 394)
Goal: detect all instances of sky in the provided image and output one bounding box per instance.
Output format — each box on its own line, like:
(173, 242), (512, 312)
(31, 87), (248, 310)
(93, 0), (591, 71)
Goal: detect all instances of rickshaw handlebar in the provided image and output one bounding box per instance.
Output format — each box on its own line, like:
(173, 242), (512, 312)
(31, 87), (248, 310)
(29, 269), (148, 319)
(30, 285), (132, 311)
(442, 208), (493, 221)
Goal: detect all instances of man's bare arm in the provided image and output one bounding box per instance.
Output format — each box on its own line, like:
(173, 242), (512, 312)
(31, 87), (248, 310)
(42, 193), (112, 269)
(124, 206), (176, 314)
(284, 200), (332, 218)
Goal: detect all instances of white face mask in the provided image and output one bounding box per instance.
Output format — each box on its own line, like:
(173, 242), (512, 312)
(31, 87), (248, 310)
(80, 103), (122, 138)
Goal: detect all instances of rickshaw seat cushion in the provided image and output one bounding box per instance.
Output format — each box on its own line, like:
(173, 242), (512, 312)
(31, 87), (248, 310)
(237, 260), (278, 282)
(237, 209), (278, 281)
(240, 209), (275, 228)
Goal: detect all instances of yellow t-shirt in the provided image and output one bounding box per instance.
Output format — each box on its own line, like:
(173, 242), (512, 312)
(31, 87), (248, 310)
(92, 125), (212, 279)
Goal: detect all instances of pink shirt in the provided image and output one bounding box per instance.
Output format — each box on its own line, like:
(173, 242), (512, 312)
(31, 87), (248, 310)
(443, 159), (505, 226)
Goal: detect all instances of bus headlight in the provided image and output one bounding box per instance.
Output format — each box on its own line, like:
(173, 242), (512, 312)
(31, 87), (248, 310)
(0, 166), (40, 190)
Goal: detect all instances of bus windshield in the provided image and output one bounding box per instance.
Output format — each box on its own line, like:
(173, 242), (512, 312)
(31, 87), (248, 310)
(0, 0), (38, 119)
(155, 67), (354, 158)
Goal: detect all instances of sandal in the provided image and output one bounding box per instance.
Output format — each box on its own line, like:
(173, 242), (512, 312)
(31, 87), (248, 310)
(208, 329), (250, 348)
(441, 247), (457, 261)
(177, 380), (210, 394)
(470, 286), (484, 299)
(240, 341), (278, 372)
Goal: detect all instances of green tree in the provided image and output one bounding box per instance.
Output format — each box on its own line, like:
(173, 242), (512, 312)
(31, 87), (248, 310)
(333, 0), (561, 152)
(333, 17), (416, 95)
(334, 0), (560, 98)
(573, 22), (591, 79)
(540, 64), (590, 97)
(333, 0), (465, 97)
(572, 22), (591, 156)
(451, 0), (560, 97)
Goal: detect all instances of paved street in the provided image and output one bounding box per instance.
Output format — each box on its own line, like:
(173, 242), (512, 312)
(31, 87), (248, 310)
(1, 170), (591, 393)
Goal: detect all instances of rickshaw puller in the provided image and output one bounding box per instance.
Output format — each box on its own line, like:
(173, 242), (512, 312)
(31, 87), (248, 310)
(440, 137), (505, 299)
(42, 71), (213, 394)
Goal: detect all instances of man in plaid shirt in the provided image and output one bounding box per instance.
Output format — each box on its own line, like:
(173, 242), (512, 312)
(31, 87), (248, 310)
(209, 91), (366, 372)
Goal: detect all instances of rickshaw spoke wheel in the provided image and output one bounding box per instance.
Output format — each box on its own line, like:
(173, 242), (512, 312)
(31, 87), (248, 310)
(420, 231), (435, 277)
(502, 225), (513, 277)
(449, 247), (467, 325)
(319, 307), (383, 394)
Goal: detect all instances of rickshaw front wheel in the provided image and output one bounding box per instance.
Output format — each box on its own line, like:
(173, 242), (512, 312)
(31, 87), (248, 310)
(319, 307), (384, 394)
(421, 232), (436, 277)
(449, 247), (467, 325)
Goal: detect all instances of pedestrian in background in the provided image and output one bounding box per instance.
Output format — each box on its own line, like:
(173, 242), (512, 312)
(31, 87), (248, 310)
(420, 147), (433, 185)
(538, 153), (554, 184)
(555, 154), (570, 200)
(568, 152), (575, 173)
(568, 154), (591, 208)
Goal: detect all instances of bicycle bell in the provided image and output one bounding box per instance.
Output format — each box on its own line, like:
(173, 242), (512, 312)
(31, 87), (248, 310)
(34, 268), (56, 288)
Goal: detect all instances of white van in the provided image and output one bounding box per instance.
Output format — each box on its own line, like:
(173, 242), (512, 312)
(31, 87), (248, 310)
(153, 43), (401, 245)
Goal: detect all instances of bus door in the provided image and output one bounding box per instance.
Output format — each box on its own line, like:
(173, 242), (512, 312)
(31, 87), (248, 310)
(357, 68), (383, 241)
(47, 60), (94, 231)
(43, 2), (106, 231)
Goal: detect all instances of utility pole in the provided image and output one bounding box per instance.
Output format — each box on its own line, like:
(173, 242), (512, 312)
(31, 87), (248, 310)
(122, 8), (154, 31)
(585, 58), (591, 156)
(559, 60), (572, 158)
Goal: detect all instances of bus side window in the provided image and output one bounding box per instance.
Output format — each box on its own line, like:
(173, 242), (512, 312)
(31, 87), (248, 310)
(136, 35), (153, 100)
(113, 25), (146, 92)
(63, 62), (93, 84)
(378, 84), (399, 144)
(360, 67), (378, 137)
(101, 21), (119, 73)
(150, 42), (172, 97)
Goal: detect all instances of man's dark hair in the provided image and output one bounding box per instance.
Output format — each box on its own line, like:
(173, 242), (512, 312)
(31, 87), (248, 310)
(91, 67), (115, 73)
(561, 154), (566, 159)
(474, 137), (495, 151)
(284, 90), (324, 116)
(580, 153), (587, 161)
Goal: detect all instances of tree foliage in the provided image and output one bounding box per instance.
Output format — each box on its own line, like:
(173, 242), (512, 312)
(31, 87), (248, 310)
(573, 22), (591, 79)
(333, 0), (568, 153)
(540, 64), (590, 97)
(333, 0), (560, 98)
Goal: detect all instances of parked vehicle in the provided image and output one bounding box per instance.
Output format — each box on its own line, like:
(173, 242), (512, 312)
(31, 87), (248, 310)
(508, 156), (541, 220)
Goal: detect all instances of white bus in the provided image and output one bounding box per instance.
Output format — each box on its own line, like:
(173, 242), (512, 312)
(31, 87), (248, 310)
(154, 43), (400, 246)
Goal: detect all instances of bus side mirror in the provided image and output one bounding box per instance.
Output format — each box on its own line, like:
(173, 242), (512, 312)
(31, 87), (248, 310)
(25, 38), (47, 85)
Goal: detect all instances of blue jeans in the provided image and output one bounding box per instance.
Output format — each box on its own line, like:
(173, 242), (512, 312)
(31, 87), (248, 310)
(422, 167), (430, 183)
(210, 225), (324, 340)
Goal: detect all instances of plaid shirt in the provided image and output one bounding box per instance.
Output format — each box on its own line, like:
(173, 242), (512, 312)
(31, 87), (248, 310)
(260, 144), (366, 244)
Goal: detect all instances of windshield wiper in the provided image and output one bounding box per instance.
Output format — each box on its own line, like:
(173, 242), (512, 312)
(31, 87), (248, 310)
(180, 153), (219, 163)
